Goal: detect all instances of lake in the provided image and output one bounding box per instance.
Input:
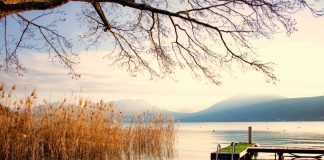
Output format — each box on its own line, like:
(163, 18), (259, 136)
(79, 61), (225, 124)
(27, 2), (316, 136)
(175, 122), (324, 159)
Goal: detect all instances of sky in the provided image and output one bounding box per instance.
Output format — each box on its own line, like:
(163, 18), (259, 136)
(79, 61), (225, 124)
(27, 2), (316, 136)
(1, 3), (324, 112)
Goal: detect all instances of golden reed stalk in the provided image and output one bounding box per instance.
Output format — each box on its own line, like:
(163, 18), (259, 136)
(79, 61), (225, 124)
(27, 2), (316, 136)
(0, 83), (175, 160)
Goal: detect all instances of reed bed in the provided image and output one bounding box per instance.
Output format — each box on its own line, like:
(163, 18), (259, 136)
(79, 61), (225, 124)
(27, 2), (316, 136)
(0, 83), (175, 160)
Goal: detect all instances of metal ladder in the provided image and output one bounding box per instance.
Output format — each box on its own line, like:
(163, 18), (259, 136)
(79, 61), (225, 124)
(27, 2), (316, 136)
(231, 142), (238, 160)
(214, 144), (221, 160)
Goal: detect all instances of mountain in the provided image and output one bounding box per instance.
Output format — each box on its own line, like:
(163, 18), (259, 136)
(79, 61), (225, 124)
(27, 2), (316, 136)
(191, 95), (284, 115)
(178, 96), (324, 122)
(30, 95), (324, 122)
(110, 99), (162, 113)
(110, 99), (194, 120)
(31, 99), (166, 117)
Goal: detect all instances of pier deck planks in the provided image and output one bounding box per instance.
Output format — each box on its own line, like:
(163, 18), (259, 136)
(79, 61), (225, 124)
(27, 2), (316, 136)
(247, 146), (324, 160)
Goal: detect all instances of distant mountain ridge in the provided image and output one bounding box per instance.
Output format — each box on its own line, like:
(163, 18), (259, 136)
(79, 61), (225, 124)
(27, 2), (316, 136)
(178, 96), (324, 122)
(192, 95), (284, 114)
(110, 99), (162, 113)
(98, 96), (324, 121)
(31, 95), (324, 122)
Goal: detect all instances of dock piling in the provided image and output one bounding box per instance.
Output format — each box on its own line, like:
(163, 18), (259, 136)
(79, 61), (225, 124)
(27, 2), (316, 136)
(248, 126), (252, 144)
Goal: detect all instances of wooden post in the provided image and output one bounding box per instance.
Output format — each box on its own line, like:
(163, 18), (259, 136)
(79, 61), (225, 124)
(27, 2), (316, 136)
(248, 126), (252, 144)
(278, 152), (284, 160)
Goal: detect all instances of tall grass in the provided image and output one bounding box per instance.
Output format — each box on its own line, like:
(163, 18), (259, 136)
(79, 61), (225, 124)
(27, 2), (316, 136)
(0, 83), (175, 160)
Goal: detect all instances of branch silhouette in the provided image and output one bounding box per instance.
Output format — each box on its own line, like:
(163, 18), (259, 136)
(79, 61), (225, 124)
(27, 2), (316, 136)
(1, 0), (323, 83)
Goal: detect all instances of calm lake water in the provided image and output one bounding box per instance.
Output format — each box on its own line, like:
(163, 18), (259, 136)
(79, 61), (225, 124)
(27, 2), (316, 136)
(175, 122), (324, 160)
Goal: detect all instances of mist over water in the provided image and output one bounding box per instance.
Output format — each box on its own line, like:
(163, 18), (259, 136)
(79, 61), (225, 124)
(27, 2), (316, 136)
(175, 122), (324, 160)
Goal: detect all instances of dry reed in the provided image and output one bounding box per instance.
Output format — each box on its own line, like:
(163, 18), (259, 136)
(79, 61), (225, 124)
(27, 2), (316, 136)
(0, 83), (175, 160)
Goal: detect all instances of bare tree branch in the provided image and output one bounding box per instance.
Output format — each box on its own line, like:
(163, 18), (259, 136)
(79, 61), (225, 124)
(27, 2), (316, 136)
(1, 0), (323, 84)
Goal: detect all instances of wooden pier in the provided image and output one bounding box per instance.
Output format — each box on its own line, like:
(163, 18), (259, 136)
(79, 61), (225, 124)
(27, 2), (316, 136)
(211, 127), (324, 160)
(247, 146), (324, 160)
(212, 146), (324, 160)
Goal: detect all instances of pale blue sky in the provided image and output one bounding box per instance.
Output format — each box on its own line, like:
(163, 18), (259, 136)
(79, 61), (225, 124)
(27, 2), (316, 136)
(1, 3), (324, 112)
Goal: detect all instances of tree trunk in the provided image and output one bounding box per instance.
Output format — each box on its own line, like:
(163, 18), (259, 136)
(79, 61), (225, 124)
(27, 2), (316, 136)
(0, 0), (69, 18)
